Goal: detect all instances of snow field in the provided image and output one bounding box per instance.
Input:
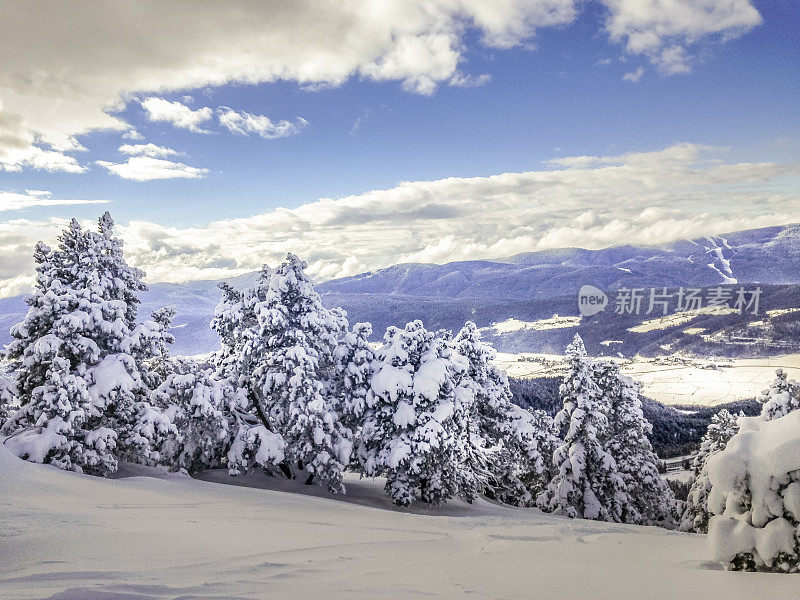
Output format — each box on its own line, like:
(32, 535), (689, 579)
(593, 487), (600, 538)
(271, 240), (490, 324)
(2, 445), (799, 600)
(495, 352), (800, 406)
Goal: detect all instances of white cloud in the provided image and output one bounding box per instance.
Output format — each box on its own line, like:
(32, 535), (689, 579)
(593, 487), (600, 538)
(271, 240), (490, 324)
(217, 108), (308, 139)
(23, 189), (51, 197)
(140, 98), (213, 133)
(96, 157), (208, 181)
(0, 1), (760, 172)
(0, 190), (107, 212)
(122, 129), (144, 140)
(118, 143), (179, 158)
(622, 66), (644, 82)
(0, 109), (86, 173)
(3, 142), (792, 294)
(448, 73), (492, 88)
(601, 0), (761, 73)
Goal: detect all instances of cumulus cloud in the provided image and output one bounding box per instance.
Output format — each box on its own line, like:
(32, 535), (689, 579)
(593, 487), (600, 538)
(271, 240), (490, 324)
(217, 108), (308, 139)
(0, 1), (761, 171)
(140, 98), (213, 133)
(118, 143), (180, 158)
(122, 129), (144, 140)
(601, 0), (761, 73)
(2, 142), (793, 295)
(0, 190), (107, 212)
(95, 157), (208, 181)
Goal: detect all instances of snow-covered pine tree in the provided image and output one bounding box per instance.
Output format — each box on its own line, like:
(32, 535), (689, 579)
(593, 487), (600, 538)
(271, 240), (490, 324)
(453, 321), (557, 505)
(594, 360), (675, 526)
(223, 254), (349, 492)
(211, 281), (252, 380)
(3, 214), (172, 475)
(332, 322), (374, 470)
(536, 334), (625, 521)
(150, 363), (230, 473)
(2, 336), (116, 473)
(361, 320), (464, 506)
(491, 406), (559, 506)
(759, 368), (800, 421)
(258, 254), (348, 491)
(94, 211), (147, 327)
(680, 408), (740, 533)
(211, 267), (286, 478)
(144, 305), (178, 388)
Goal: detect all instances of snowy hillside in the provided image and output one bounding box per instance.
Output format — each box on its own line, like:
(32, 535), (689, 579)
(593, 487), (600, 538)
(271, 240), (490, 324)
(1, 445), (797, 600)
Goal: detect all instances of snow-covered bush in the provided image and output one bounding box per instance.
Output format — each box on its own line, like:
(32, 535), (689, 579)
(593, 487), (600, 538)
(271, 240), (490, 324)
(595, 360), (675, 526)
(2, 213), (172, 475)
(680, 409), (740, 533)
(537, 335), (625, 521)
(150, 365), (231, 473)
(759, 368), (800, 421)
(361, 320), (464, 506)
(708, 411), (800, 572)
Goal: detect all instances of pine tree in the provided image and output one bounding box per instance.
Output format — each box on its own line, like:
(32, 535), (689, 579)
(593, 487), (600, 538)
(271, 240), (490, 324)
(537, 334), (625, 521)
(680, 408), (740, 533)
(453, 321), (557, 505)
(211, 267), (287, 478)
(2, 337), (117, 473)
(3, 214), (172, 474)
(217, 255), (349, 492)
(150, 364), (230, 473)
(332, 322), (374, 470)
(759, 369), (800, 421)
(361, 321), (463, 506)
(211, 281), (251, 380)
(144, 305), (178, 388)
(594, 360), (674, 526)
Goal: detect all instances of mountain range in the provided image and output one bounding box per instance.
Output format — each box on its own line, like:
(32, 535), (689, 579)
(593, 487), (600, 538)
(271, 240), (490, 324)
(0, 224), (798, 357)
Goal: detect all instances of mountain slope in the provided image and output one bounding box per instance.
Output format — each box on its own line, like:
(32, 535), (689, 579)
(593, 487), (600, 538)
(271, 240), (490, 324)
(318, 224), (800, 299)
(0, 224), (798, 356)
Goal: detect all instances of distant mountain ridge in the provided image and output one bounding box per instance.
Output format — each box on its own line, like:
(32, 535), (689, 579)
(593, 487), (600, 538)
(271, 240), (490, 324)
(0, 224), (798, 356)
(317, 224), (800, 300)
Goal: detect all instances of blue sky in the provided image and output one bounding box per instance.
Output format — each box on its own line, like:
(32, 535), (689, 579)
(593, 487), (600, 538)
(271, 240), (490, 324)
(0, 0), (798, 293)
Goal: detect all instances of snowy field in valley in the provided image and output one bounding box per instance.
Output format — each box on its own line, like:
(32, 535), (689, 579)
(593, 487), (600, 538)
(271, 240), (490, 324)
(495, 352), (800, 406)
(1, 446), (797, 600)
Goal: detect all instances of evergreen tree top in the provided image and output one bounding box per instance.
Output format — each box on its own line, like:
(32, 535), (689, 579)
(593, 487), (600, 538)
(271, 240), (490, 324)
(566, 333), (587, 358)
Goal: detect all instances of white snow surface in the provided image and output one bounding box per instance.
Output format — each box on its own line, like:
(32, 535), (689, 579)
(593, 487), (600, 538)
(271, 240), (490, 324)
(483, 316), (580, 334)
(1, 446), (797, 599)
(495, 352), (800, 406)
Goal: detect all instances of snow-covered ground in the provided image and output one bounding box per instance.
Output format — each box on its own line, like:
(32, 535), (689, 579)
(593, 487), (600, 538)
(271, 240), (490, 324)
(481, 316), (580, 335)
(627, 306), (737, 333)
(1, 446), (797, 600)
(495, 353), (800, 406)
